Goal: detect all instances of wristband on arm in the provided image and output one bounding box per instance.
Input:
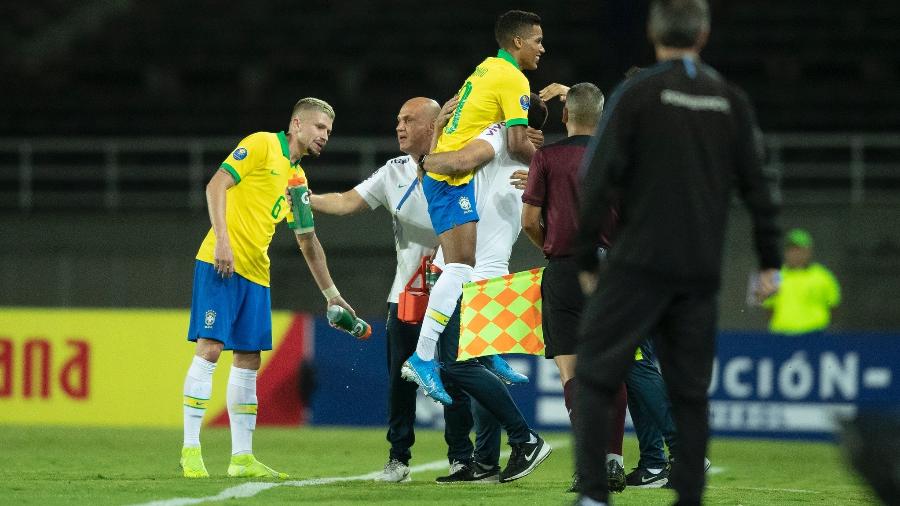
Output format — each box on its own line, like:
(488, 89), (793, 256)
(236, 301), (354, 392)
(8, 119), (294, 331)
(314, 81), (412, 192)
(322, 285), (340, 300)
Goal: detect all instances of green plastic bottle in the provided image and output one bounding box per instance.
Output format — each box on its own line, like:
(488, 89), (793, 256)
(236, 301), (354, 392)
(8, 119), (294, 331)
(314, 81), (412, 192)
(288, 176), (315, 234)
(327, 305), (372, 340)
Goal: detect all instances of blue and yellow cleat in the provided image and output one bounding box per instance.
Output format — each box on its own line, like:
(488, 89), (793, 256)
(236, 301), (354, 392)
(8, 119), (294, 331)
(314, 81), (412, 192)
(227, 454), (289, 479)
(482, 355), (529, 384)
(180, 446), (209, 478)
(401, 354), (452, 405)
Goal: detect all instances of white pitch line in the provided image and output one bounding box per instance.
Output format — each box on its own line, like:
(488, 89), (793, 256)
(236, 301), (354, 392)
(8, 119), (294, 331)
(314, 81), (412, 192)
(704, 467), (820, 494)
(707, 485), (820, 494)
(705, 467), (819, 494)
(132, 439), (569, 506)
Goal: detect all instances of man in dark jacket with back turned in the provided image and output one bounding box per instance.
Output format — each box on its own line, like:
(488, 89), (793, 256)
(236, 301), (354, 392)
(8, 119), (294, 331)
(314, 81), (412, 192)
(571, 1), (782, 504)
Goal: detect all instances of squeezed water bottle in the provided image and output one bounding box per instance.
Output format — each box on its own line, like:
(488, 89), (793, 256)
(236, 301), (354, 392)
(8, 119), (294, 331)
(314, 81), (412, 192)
(326, 305), (372, 340)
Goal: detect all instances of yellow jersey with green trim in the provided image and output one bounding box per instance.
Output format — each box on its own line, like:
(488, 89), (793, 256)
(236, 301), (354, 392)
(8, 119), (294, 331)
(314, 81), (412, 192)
(196, 131), (306, 287)
(430, 49), (530, 186)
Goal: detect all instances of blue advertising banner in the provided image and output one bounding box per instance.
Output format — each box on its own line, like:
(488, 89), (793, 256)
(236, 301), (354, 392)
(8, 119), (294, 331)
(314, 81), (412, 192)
(310, 317), (898, 440)
(708, 331), (897, 439)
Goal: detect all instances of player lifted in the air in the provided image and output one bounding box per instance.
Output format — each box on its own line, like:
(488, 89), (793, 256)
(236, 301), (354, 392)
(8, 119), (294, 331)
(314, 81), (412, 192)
(402, 10), (544, 404)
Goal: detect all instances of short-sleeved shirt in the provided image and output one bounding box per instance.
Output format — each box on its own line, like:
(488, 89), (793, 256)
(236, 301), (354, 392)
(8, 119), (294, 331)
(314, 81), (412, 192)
(429, 49), (530, 187)
(433, 122), (527, 280)
(196, 131), (305, 287)
(763, 263), (841, 334)
(522, 135), (615, 258)
(354, 155), (438, 303)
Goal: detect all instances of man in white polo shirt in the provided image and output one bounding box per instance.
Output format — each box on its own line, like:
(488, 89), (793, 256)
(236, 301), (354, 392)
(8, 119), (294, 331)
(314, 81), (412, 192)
(310, 97), (523, 483)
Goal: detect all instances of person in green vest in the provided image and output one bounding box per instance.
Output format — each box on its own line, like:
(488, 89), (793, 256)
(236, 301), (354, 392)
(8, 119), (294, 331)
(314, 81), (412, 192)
(764, 228), (841, 334)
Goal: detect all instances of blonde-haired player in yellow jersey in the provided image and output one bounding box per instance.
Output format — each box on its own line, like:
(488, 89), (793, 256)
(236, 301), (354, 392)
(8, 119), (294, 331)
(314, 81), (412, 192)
(180, 98), (355, 479)
(402, 10), (544, 405)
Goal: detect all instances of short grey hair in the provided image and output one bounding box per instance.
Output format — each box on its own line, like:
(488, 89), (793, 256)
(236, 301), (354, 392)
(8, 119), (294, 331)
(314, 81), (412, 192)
(648, 0), (710, 49)
(292, 97), (335, 120)
(566, 83), (604, 127)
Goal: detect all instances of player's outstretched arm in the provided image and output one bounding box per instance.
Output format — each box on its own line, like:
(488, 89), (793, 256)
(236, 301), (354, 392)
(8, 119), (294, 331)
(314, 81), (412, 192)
(206, 168), (237, 278)
(507, 124), (536, 165)
(539, 83), (570, 102)
(309, 189), (368, 216)
(295, 231), (356, 317)
(422, 139), (495, 176)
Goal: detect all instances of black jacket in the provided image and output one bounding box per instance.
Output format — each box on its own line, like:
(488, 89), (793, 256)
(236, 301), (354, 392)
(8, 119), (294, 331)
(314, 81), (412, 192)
(574, 57), (781, 288)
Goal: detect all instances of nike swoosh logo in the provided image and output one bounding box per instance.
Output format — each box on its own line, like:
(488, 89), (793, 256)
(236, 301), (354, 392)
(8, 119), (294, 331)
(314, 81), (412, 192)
(524, 447), (538, 460)
(641, 474), (660, 483)
(398, 184), (408, 188)
(472, 471), (492, 479)
(271, 171), (280, 176)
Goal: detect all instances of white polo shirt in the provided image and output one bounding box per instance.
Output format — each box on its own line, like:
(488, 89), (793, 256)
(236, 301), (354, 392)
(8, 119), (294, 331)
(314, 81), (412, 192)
(434, 122), (526, 280)
(354, 155), (438, 303)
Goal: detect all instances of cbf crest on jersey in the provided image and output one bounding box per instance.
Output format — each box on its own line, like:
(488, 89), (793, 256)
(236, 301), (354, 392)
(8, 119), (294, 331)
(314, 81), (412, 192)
(204, 309), (217, 329)
(233, 147), (248, 160)
(458, 195), (473, 213)
(520, 95), (530, 111)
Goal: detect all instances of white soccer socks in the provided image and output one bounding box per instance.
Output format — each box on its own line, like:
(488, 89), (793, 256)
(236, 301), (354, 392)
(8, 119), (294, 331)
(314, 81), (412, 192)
(227, 366), (259, 456)
(183, 355), (216, 447)
(414, 262), (474, 360)
(606, 453), (624, 467)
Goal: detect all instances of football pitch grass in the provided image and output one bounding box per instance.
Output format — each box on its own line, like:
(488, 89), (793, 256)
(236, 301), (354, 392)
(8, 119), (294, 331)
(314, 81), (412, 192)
(2, 425), (876, 505)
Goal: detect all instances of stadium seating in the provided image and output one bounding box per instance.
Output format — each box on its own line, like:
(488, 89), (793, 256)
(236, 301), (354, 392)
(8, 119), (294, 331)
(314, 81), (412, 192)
(2, 1), (897, 136)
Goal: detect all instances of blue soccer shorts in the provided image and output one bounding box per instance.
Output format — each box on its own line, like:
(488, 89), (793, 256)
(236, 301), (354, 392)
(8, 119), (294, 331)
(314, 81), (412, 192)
(421, 173), (479, 235)
(187, 260), (273, 351)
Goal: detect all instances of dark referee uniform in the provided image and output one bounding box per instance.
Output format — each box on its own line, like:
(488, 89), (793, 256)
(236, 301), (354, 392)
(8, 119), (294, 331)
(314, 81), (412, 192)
(573, 56), (781, 504)
(522, 135), (616, 359)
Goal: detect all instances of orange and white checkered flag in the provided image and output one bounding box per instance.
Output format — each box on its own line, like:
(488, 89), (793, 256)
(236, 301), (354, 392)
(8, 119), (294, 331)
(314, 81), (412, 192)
(458, 268), (544, 360)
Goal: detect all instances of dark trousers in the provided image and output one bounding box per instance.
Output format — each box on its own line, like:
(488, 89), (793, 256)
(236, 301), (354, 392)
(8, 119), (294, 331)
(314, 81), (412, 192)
(385, 303), (499, 466)
(626, 338), (678, 469)
(443, 377), (502, 467)
(385, 303), (424, 464)
(387, 303), (482, 464)
(439, 300), (531, 461)
(575, 269), (717, 505)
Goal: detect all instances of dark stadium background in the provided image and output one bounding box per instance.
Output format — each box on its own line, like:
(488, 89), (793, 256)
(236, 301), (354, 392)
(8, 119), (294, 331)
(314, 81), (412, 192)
(2, 0), (899, 331)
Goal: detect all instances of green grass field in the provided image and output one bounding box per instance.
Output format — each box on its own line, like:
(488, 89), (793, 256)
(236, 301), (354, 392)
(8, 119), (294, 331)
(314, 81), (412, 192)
(1, 425), (877, 505)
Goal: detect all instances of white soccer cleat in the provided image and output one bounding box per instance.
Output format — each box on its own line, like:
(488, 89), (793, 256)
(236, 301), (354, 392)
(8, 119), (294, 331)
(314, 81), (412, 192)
(374, 458), (411, 483)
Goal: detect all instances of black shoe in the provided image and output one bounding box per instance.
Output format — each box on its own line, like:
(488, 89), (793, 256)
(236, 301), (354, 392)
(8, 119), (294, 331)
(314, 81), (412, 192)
(662, 457), (711, 489)
(625, 467), (668, 488)
(499, 433), (552, 482)
(435, 461), (499, 484)
(607, 460), (626, 493)
(567, 472), (580, 493)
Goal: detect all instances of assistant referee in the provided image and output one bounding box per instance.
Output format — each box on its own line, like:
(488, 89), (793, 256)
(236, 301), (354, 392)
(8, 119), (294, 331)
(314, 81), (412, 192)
(571, 1), (782, 505)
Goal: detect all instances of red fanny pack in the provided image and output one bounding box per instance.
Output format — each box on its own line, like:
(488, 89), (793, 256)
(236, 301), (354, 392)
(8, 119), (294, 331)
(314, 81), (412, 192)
(398, 256), (430, 324)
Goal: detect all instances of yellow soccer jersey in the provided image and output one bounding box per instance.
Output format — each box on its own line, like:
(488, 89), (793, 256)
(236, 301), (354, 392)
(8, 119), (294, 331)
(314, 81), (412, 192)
(430, 49), (530, 186)
(196, 131), (306, 287)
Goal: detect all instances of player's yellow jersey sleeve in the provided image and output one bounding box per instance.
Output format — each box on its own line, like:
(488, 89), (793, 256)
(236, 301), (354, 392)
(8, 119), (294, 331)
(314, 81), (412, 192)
(219, 133), (270, 184)
(430, 49), (530, 186)
(496, 70), (530, 128)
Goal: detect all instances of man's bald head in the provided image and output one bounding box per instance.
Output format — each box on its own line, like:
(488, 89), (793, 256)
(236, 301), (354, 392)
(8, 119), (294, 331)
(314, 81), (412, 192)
(402, 97), (441, 120)
(396, 97), (440, 157)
